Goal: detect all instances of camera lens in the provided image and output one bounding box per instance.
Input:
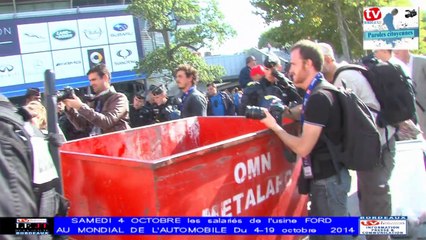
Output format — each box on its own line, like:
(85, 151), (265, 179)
(245, 106), (266, 120)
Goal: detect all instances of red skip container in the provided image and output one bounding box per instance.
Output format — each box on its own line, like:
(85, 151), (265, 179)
(60, 117), (308, 240)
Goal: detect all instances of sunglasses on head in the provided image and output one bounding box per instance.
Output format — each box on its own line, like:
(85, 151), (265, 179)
(151, 86), (164, 96)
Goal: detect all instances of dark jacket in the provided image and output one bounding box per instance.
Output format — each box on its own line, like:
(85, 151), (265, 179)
(65, 87), (130, 134)
(58, 113), (89, 140)
(181, 88), (207, 118)
(239, 78), (288, 115)
(0, 95), (38, 218)
(129, 103), (156, 128)
(239, 66), (252, 89)
(154, 97), (181, 122)
(207, 92), (235, 116)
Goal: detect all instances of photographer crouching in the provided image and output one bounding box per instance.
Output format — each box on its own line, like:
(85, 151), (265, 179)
(61, 64), (131, 136)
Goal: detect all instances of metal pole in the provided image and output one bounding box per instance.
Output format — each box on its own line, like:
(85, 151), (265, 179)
(44, 69), (64, 195)
(12, 0), (17, 13)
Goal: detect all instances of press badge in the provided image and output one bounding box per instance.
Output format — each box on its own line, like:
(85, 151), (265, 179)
(302, 156), (313, 179)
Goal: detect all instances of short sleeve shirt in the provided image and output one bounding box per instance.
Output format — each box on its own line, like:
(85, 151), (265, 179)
(304, 88), (342, 179)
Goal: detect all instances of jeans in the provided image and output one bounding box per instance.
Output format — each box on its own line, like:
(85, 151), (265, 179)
(357, 137), (396, 240)
(309, 168), (352, 240)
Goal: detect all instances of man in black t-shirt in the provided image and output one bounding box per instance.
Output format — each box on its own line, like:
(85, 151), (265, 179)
(259, 40), (351, 231)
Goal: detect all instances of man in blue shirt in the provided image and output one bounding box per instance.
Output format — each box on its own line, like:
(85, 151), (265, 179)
(206, 83), (235, 116)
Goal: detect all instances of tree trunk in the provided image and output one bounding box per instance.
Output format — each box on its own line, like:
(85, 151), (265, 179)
(162, 30), (171, 49)
(334, 0), (351, 61)
(161, 30), (173, 60)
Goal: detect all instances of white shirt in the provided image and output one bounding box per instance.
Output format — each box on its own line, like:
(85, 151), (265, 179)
(23, 122), (59, 184)
(388, 56), (411, 78)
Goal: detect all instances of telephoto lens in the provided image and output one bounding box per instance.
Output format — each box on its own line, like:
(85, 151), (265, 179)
(245, 106), (266, 120)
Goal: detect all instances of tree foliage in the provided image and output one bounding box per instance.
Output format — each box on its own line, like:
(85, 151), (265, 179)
(251, 0), (425, 59)
(128, 0), (235, 82)
(251, 0), (382, 59)
(413, 10), (426, 55)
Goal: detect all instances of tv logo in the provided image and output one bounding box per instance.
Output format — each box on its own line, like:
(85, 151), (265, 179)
(361, 220), (380, 226)
(364, 7), (382, 21)
(16, 219), (30, 223)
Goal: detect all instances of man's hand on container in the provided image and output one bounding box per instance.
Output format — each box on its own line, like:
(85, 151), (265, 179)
(63, 94), (83, 111)
(260, 108), (282, 132)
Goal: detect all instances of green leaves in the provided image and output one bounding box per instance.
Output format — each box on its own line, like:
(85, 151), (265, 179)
(252, 0), (425, 58)
(251, 0), (384, 58)
(134, 47), (225, 83)
(129, 0), (235, 83)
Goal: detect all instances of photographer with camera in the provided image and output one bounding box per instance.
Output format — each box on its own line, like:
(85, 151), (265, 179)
(258, 41), (351, 234)
(62, 64), (130, 136)
(239, 54), (301, 117)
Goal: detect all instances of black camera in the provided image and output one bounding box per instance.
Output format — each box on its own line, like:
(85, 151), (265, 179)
(405, 9), (417, 18)
(57, 87), (96, 102)
(57, 87), (76, 102)
(245, 106), (267, 120)
(245, 97), (286, 123)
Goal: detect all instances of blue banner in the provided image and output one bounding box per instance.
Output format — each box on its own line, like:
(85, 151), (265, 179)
(53, 217), (359, 235)
(363, 28), (419, 40)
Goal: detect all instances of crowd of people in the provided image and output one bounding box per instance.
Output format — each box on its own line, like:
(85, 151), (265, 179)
(1, 38), (425, 240)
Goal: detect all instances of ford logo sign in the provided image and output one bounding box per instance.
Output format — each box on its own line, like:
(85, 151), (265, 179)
(53, 29), (75, 40)
(113, 23), (128, 32)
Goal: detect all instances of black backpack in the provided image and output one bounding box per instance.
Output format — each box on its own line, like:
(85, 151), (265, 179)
(333, 62), (416, 127)
(313, 81), (381, 171)
(0, 97), (38, 217)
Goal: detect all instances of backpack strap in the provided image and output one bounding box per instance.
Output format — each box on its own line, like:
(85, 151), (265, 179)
(311, 82), (344, 181)
(333, 64), (368, 84)
(416, 100), (425, 112)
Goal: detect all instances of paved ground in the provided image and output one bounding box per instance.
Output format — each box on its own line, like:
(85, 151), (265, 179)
(348, 166), (426, 240)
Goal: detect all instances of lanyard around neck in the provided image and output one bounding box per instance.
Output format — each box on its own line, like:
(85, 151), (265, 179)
(300, 72), (323, 125)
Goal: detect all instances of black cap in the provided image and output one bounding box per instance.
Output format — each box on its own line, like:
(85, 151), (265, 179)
(135, 90), (145, 99)
(150, 84), (165, 96)
(263, 54), (280, 69)
(25, 88), (41, 98)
